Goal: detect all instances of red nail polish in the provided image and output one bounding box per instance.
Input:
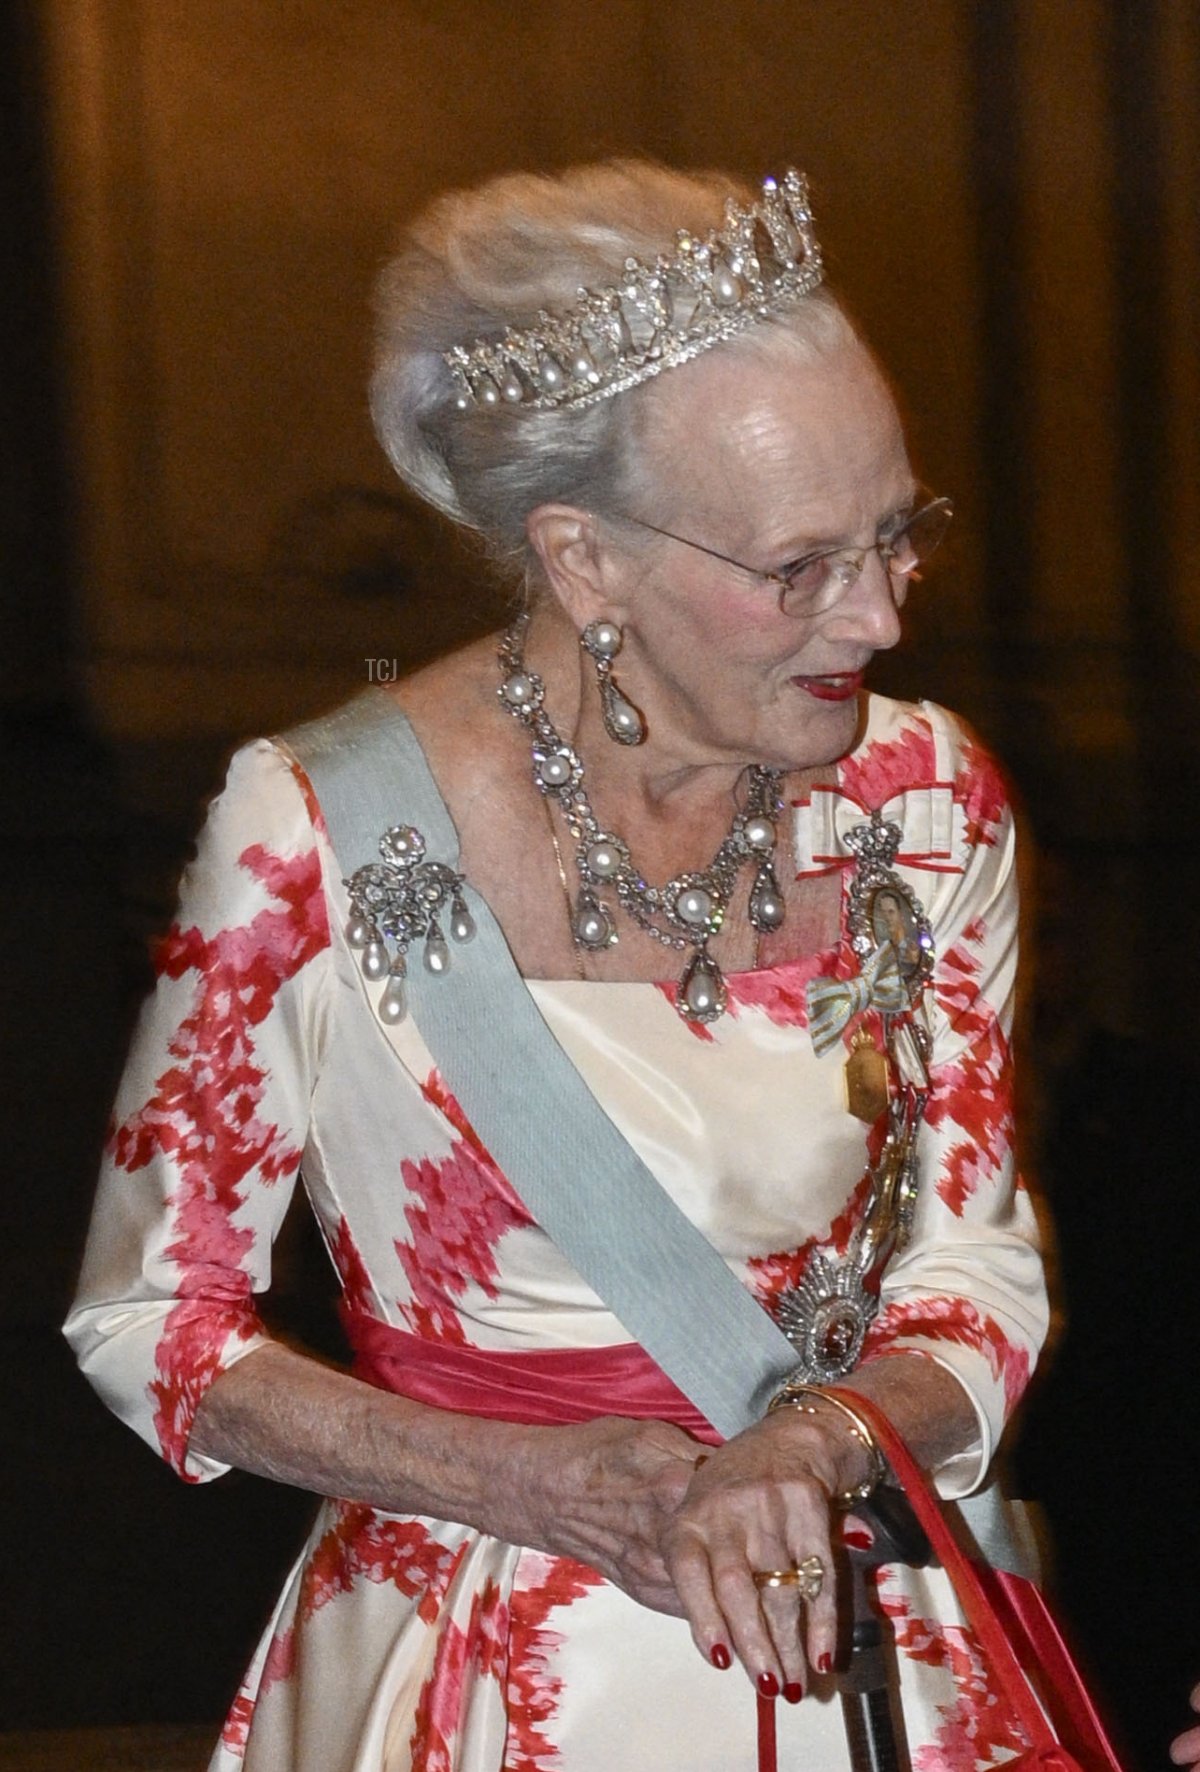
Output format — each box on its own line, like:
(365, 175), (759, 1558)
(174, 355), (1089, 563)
(817, 1652), (832, 1675)
(783, 1680), (804, 1704)
(709, 1642), (732, 1670)
(757, 1672), (780, 1699)
(843, 1527), (875, 1550)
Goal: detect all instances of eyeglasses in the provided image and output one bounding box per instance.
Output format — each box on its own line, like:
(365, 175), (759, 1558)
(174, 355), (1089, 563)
(613, 494), (954, 619)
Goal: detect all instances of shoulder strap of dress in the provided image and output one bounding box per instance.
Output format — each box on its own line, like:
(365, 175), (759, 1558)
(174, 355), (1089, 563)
(280, 690), (799, 1440)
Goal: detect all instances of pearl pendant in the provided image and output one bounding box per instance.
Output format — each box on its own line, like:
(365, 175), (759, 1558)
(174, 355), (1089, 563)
(538, 354), (565, 393)
(710, 257), (741, 305)
(742, 815), (776, 854)
(570, 345), (598, 383)
(345, 915), (372, 949)
(585, 620), (623, 660)
(500, 671), (537, 708)
(361, 939), (389, 981)
(423, 930), (451, 974)
(380, 824), (425, 866)
(450, 900), (476, 943)
(536, 751), (573, 788)
(678, 950), (727, 1023)
(378, 969), (408, 1024)
(584, 838), (622, 879)
(749, 863), (786, 933)
(600, 682), (646, 745)
(674, 885), (714, 928)
(574, 891), (615, 950)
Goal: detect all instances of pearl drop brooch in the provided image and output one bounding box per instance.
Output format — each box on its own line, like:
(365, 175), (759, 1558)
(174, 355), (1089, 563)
(344, 824), (476, 1025)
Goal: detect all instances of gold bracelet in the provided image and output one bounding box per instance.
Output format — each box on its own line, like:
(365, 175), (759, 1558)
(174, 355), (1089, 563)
(766, 1380), (887, 1508)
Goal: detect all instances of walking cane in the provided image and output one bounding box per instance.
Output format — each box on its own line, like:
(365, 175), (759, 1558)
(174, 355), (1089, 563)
(836, 1486), (933, 1772)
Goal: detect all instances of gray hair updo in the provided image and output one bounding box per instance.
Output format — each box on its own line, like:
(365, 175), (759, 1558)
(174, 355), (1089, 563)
(370, 159), (856, 580)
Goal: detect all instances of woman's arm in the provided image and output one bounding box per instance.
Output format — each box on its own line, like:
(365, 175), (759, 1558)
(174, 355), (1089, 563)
(842, 1346), (977, 1468)
(64, 741), (333, 1481)
(189, 1319), (974, 1695)
(191, 1338), (700, 1616)
(858, 724), (1048, 1493)
(662, 1350), (974, 1693)
(194, 1341), (970, 1692)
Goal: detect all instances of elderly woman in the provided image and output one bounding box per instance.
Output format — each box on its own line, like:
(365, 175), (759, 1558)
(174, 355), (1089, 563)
(67, 161), (1046, 1772)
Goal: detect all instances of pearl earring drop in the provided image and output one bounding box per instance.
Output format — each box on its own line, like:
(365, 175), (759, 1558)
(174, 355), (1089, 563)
(580, 620), (646, 746)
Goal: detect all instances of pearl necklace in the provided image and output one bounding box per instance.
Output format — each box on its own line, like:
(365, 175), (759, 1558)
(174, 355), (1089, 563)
(497, 616), (787, 1024)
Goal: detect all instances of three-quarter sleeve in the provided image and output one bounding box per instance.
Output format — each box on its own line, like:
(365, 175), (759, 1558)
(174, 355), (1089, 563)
(64, 740), (333, 1481)
(864, 710), (1046, 1495)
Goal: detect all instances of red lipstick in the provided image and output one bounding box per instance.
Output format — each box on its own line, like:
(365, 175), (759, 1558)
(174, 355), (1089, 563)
(792, 671), (863, 702)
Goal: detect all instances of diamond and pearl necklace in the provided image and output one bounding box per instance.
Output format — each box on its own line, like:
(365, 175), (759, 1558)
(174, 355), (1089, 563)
(497, 616), (788, 1024)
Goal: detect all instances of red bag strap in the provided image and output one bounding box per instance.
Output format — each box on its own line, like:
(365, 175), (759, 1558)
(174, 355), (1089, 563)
(827, 1388), (1062, 1757)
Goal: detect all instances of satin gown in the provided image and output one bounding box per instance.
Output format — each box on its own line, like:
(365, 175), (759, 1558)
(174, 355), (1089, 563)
(66, 692), (1047, 1772)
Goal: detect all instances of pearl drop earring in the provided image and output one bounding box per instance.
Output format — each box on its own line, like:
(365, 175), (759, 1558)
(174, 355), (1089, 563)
(580, 620), (646, 746)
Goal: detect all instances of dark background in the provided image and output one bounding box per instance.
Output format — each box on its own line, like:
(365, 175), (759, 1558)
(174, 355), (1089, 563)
(3, 3), (1198, 1767)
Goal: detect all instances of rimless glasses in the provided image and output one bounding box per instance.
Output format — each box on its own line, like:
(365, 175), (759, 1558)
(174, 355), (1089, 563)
(614, 494), (954, 619)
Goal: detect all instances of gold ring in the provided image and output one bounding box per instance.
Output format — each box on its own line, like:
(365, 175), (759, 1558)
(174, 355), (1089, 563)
(752, 1556), (823, 1600)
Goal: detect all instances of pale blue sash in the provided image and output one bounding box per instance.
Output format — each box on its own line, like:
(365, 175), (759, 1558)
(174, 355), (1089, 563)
(284, 690), (799, 1437)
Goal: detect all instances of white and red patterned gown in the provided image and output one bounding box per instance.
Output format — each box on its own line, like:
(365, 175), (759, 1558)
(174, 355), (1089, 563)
(66, 692), (1048, 1772)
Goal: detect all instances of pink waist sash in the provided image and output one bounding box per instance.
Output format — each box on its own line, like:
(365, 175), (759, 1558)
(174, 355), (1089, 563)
(344, 1309), (722, 1446)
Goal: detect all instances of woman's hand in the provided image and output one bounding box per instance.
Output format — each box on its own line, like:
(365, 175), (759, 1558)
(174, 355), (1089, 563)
(194, 1349), (701, 1614)
(661, 1406), (867, 1693)
(514, 1415), (701, 1613)
(1171, 1681), (1200, 1768)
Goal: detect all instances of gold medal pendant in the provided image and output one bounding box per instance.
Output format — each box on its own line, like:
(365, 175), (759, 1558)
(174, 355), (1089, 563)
(843, 1026), (891, 1124)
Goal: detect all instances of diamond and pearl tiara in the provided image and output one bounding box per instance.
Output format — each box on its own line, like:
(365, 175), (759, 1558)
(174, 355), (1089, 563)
(443, 169), (824, 415)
